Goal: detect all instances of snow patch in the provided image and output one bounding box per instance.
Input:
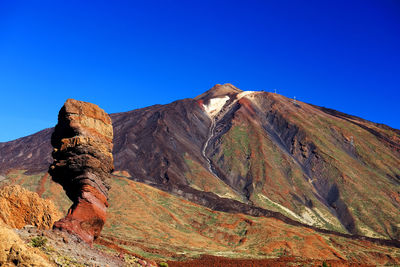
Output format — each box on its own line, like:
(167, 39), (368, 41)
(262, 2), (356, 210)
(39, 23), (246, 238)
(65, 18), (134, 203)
(203, 96), (230, 117)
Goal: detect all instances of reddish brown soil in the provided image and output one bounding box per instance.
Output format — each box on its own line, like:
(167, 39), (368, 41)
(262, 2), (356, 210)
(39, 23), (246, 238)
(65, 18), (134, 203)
(167, 255), (374, 267)
(96, 237), (142, 258)
(98, 235), (180, 258)
(36, 173), (48, 197)
(95, 237), (158, 266)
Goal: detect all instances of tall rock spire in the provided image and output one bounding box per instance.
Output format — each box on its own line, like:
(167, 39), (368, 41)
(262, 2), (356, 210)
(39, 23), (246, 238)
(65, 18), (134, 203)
(49, 99), (114, 244)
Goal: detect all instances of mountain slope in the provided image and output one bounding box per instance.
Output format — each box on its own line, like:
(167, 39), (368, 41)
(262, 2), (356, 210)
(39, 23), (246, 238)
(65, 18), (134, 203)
(0, 128), (53, 174)
(209, 89), (400, 238)
(0, 84), (399, 241)
(2, 170), (400, 265)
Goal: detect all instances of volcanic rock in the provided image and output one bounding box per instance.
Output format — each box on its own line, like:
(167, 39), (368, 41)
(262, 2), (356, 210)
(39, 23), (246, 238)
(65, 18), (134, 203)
(49, 99), (114, 244)
(0, 185), (62, 229)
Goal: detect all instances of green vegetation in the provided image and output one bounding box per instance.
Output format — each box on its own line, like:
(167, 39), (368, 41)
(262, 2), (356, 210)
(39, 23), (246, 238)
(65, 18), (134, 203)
(55, 255), (85, 267)
(30, 236), (47, 248)
(113, 176), (129, 186)
(272, 247), (288, 257)
(183, 153), (242, 201)
(235, 221), (248, 237)
(221, 125), (251, 176)
(159, 263), (169, 267)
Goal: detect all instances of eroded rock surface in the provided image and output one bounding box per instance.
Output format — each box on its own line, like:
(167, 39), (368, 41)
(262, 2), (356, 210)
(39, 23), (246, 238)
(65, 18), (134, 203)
(49, 99), (113, 244)
(0, 185), (62, 229)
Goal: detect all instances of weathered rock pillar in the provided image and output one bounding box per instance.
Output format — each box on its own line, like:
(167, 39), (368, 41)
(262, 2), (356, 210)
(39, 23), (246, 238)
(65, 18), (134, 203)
(49, 99), (113, 244)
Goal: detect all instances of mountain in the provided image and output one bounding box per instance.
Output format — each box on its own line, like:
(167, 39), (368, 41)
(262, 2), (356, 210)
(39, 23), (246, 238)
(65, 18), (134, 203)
(1, 84), (400, 264)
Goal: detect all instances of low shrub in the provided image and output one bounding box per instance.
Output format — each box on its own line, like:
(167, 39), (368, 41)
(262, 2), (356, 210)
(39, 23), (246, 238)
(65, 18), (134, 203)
(30, 236), (47, 247)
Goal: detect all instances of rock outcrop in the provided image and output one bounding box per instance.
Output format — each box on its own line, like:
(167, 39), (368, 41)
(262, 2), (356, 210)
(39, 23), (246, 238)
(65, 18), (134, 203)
(0, 221), (52, 267)
(0, 185), (62, 229)
(49, 99), (114, 244)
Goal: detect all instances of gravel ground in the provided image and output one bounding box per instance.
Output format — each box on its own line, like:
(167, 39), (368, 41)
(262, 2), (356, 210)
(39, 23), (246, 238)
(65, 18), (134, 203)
(14, 225), (142, 266)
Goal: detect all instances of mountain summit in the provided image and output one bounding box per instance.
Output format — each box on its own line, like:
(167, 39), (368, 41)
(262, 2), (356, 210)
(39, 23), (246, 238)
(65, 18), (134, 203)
(195, 83), (243, 100)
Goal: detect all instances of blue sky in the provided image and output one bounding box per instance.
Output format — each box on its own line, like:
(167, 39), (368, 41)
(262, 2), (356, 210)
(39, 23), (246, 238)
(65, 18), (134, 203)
(0, 0), (399, 142)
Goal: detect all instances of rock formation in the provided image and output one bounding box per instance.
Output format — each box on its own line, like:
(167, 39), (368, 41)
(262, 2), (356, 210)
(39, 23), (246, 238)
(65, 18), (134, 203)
(0, 185), (62, 229)
(49, 99), (114, 244)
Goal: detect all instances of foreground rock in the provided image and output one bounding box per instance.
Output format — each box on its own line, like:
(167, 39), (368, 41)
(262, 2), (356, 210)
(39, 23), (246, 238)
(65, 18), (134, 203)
(49, 99), (114, 244)
(0, 185), (61, 229)
(0, 185), (125, 266)
(0, 221), (52, 267)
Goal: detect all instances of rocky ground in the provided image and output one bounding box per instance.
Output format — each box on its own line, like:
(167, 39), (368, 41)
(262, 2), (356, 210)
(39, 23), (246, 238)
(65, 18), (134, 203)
(0, 221), (51, 267)
(15, 225), (125, 267)
(0, 222), (161, 266)
(0, 185), (158, 267)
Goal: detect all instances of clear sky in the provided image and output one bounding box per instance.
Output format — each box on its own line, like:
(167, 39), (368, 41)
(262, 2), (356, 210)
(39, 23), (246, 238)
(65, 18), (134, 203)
(0, 0), (399, 142)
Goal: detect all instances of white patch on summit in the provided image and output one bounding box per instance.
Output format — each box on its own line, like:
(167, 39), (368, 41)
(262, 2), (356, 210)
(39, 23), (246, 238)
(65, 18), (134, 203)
(237, 91), (256, 99)
(203, 96), (230, 117)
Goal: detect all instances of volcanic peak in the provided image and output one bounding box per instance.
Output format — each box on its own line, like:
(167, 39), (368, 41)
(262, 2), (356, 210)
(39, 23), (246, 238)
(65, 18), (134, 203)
(196, 83), (263, 118)
(195, 83), (242, 101)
